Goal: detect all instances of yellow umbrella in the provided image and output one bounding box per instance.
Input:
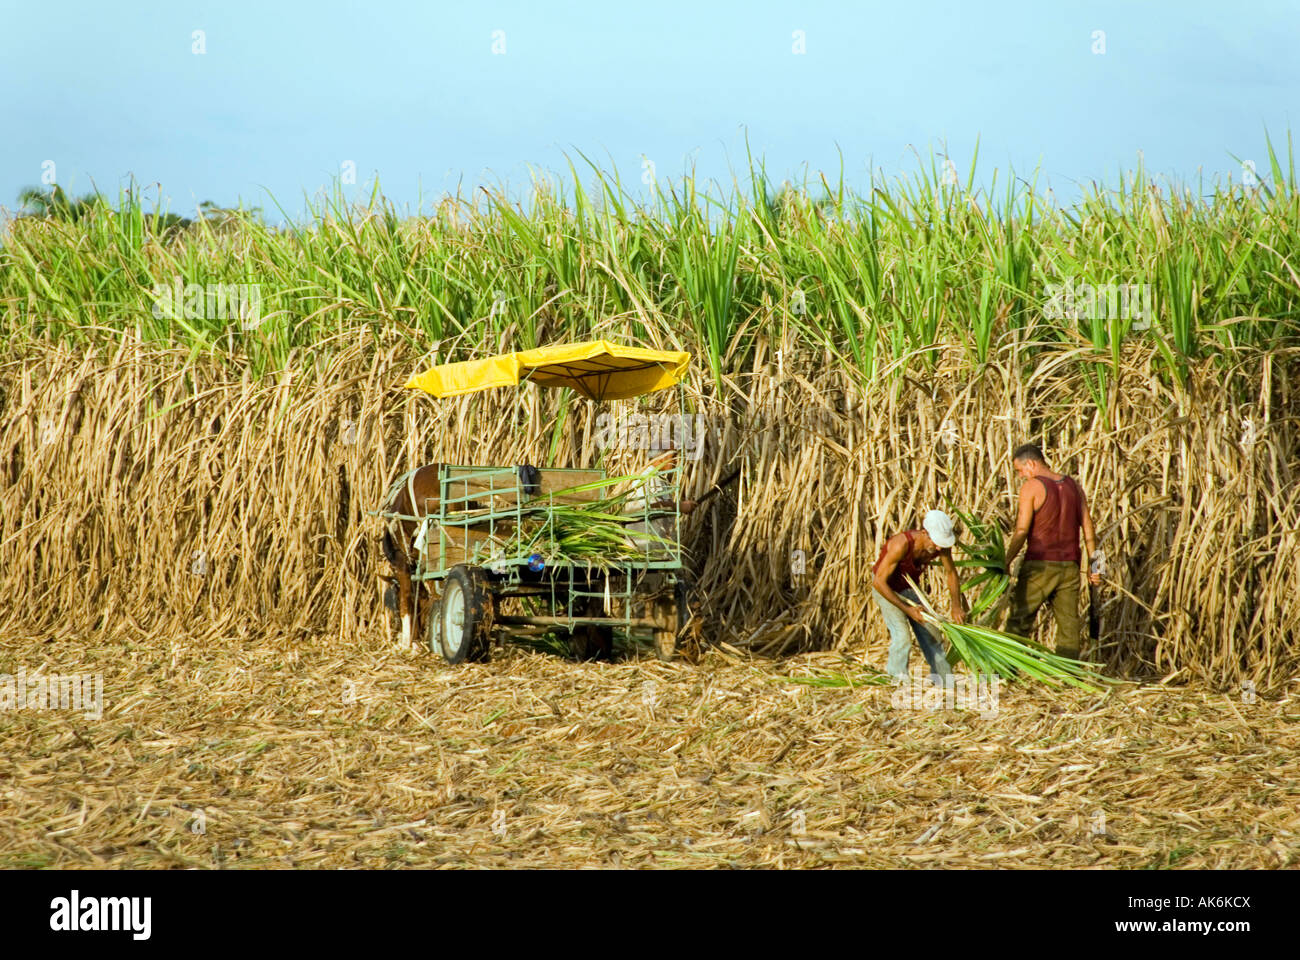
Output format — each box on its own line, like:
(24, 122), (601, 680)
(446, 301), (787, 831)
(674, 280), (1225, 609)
(404, 340), (691, 401)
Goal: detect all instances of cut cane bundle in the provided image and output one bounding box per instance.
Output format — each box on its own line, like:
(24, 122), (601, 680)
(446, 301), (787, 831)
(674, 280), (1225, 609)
(905, 577), (1112, 693)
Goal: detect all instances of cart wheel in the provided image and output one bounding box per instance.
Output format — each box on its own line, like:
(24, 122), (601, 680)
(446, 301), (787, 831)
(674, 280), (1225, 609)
(570, 596), (614, 662)
(435, 565), (492, 664)
(654, 577), (691, 662)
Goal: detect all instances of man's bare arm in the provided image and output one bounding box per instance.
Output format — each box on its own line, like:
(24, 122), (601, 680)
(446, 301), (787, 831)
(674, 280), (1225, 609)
(1079, 488), (1097, 557)
(1004, 479), (1040, 567)
(651, 497), (697, 515)
(1079, 487), (1100, 584)
(939, 549), (966, 623)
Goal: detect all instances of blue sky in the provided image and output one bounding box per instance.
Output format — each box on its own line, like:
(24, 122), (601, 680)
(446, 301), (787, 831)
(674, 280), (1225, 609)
(3, 0), (1296, 220)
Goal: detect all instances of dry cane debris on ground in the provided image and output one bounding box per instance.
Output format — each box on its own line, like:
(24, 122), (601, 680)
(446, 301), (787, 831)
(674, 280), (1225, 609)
(2, 628), (1296, 870)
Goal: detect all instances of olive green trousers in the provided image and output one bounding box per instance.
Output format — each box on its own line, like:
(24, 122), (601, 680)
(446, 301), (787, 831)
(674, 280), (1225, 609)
(1006, 560), (1082, 657)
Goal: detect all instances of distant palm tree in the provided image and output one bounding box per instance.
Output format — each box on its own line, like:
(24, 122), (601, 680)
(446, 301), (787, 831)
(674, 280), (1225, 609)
(14, 187), (259, 236)
(196, 199), (263, 228)
(756, 180), (839, 236)
(17, 184), (106, 222)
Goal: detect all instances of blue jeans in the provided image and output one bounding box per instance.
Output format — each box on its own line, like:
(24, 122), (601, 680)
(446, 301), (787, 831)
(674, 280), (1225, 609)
(873, 587), (952, 681)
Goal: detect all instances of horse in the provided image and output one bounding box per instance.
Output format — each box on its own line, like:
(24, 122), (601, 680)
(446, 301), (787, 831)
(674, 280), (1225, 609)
(379, 464), (444, 649)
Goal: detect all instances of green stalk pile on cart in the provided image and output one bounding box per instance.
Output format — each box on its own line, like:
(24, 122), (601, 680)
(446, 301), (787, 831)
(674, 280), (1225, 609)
(440, 475), (674, 571)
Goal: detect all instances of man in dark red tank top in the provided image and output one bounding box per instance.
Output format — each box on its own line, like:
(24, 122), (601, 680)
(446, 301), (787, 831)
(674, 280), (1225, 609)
(1004, 444), (1100, 659)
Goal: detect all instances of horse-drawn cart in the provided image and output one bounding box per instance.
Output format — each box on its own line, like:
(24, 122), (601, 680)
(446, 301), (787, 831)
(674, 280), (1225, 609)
(380, 341), (694, 663)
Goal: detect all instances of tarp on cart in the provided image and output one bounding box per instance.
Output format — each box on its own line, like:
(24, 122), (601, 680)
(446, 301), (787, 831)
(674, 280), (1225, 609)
(405, 340), (690, 401)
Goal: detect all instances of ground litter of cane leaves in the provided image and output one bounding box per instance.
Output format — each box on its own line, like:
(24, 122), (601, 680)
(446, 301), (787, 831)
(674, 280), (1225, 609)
(0, 628), (1296, 870)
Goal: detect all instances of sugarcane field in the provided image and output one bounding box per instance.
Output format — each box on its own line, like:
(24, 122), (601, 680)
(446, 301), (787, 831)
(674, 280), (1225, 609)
(1, 6), (1298, 924)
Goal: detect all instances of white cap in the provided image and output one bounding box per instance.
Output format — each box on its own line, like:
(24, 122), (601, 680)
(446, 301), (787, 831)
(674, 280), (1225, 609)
(923, 510), (956, 548)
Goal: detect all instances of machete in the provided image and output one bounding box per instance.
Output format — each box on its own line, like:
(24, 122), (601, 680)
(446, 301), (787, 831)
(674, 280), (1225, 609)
(692, 466), (743, 508)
